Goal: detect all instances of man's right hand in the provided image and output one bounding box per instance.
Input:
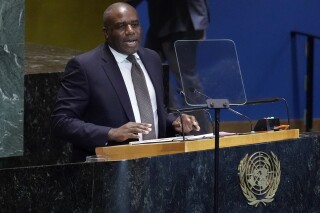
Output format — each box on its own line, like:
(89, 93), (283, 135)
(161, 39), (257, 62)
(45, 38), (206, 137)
(107, 122), (152, 142)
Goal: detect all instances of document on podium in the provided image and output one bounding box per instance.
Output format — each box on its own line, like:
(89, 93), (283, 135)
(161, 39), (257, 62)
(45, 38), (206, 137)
(129, 132), (237, 145)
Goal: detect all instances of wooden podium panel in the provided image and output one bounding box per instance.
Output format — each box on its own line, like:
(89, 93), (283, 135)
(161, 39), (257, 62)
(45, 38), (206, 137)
(95, 129), (299, 161)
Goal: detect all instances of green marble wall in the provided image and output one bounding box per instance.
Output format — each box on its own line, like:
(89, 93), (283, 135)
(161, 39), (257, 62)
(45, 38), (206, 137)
(0, 0), (24, 157)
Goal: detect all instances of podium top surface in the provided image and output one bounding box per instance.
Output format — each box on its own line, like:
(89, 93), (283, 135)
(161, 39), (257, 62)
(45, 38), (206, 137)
(95, 129), (299, 161)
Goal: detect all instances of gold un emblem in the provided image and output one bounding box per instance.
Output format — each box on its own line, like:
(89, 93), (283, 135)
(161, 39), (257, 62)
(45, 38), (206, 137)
(238, 151), (281, 207)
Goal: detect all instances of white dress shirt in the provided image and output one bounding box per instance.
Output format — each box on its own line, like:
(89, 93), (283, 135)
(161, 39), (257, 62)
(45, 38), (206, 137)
(109, 46), (158, 140)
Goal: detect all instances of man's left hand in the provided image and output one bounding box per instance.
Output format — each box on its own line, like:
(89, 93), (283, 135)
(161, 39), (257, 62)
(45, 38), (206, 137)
(172, 114), (200, 133)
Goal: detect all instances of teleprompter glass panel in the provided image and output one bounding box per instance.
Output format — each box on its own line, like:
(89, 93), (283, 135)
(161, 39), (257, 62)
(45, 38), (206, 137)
(174, 39), (247, 107)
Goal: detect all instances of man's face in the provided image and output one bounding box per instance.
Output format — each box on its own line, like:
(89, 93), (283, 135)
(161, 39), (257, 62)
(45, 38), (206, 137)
(104, 5), (142, 55)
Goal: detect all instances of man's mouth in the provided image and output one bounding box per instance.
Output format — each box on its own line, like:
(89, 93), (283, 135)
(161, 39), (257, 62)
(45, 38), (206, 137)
(125, 40), (138, 47)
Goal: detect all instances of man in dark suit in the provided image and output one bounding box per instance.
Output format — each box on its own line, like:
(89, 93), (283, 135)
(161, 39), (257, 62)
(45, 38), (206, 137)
(51, 2), (200, 162)
(127, 0), (211, 134)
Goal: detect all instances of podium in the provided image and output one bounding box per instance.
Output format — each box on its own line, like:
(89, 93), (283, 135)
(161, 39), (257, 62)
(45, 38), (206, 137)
(96, 129), (299, 161)
(2, 129), (320, 212)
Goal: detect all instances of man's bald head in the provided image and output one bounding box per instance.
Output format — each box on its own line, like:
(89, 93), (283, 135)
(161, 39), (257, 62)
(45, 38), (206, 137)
(103, 2), (136, 28)
(102, 2), (142, 55)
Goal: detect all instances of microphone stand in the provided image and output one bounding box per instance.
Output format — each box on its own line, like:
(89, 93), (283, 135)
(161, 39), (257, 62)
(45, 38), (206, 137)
(244, 97), (291, 128)
(174, 109), (185, 141)
(169, 105), (209, 142)
(170, 98), (229, 213)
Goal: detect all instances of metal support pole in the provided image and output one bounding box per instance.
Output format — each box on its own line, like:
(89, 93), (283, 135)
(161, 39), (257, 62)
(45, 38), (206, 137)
(305, 37), (314, 132)
(214, 108), (220, 213)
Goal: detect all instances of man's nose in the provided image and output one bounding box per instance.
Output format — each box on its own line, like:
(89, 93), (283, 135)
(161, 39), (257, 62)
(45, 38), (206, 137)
(125, 24), (135, 34)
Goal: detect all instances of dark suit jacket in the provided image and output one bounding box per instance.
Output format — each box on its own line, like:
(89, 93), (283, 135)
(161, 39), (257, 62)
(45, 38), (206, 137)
(51, 44), (176, 161)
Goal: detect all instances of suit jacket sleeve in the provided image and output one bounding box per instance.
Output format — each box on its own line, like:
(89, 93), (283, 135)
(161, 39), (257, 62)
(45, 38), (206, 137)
(51, 58), (110, 152)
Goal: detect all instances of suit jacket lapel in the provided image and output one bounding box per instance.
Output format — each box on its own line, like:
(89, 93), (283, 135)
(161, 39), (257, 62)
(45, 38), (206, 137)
(100, 45), (135, 122)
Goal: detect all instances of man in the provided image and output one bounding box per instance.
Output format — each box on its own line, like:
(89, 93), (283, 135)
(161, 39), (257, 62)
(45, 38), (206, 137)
(51, 2), (200, 162)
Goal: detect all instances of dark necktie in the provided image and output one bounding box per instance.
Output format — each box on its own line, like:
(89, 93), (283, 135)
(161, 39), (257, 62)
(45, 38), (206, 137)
(127, 55), (156, 140)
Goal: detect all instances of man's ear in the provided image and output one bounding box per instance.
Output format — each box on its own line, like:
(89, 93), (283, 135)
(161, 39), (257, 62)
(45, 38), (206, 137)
(103, 28), (109, 40)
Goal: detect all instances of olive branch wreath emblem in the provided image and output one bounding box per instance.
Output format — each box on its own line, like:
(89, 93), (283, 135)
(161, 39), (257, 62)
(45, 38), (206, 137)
(238, 151), (281, 207)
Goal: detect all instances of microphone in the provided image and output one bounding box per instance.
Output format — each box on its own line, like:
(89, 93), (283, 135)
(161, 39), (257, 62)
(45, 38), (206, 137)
(192, 89), (254, 133)
(176, 89), (213, 123)
(169, 89), (207, 112)
(244, 97), (282, 105)
(244, 97), (291, 128)
(192, 88), (211, 99)
(169, 89), (214, 138)
(228, 108), (254, 133)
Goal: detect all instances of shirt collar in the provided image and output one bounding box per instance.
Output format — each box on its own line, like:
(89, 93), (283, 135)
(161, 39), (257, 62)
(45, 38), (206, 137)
(108, 45), (140, 63)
